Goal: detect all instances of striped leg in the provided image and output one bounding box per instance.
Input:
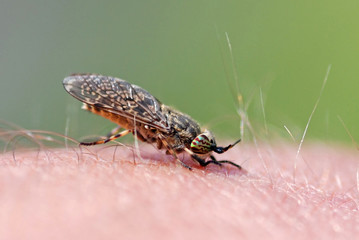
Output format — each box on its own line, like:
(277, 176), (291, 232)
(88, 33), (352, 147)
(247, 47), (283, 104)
(80, 129), (131, 146)
(106, 125), (123, 138)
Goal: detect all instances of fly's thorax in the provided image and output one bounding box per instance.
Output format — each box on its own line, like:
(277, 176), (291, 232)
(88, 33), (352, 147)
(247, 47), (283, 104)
(161, 105), (202, 149)
(133, 123), (161, 144)
(190, 130), (217, 154)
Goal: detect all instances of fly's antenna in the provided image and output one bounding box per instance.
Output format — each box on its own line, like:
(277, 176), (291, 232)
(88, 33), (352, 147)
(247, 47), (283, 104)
(212, 139), (241, 154)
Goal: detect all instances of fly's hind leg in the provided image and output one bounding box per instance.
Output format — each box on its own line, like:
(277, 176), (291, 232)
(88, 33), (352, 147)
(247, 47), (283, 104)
(105, 125), (123, 138)
(80, 129), (131, 146)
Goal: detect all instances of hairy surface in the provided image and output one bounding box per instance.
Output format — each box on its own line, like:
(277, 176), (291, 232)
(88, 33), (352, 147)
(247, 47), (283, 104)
(0, 142), (358, 240)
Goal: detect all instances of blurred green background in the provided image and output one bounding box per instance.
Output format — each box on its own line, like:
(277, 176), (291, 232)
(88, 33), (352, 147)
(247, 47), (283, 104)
(1, 0), (359, 144)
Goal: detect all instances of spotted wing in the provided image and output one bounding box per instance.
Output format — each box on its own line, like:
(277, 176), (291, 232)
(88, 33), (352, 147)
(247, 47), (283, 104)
(63, 74), (170, 132)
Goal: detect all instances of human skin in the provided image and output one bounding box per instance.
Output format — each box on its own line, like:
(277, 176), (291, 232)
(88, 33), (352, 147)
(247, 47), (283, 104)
(0, 142), (358, 240)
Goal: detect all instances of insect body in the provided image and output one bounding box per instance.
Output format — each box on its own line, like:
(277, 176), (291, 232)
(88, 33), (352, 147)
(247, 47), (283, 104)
(63, 74), (241, 170)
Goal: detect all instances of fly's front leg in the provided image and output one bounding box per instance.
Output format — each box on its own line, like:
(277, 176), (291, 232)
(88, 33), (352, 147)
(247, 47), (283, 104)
(80, 129), (131, 146)
(184, 148), (220, 167)
(208, 155), (242, 170)
(184, 148), (241, 170)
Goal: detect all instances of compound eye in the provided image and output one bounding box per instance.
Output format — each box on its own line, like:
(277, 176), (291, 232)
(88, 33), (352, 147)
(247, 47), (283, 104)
(190, 134), (212, 154)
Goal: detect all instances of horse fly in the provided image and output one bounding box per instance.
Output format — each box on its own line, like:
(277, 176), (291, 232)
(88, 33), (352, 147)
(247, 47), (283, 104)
(63, 74), (241, 170)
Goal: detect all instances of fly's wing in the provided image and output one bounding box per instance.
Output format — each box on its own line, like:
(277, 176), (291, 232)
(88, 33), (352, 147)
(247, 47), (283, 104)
(63, 74), (170, 132)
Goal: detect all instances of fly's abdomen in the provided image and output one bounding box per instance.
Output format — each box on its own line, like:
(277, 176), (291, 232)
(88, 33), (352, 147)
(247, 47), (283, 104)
(82, 103), (135, 130)
(63, 74), (171, 132)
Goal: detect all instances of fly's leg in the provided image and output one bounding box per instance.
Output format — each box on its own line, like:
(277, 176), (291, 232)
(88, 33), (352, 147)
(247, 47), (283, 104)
(105, 125), (123, 138)
(208, 155), (242, 170)
(159, 137), (192, 170)
(80, 129), (131, 146)
(173, 151), (192, 170)
(184, 148), (241, 170)
(184, 148), (215, 167)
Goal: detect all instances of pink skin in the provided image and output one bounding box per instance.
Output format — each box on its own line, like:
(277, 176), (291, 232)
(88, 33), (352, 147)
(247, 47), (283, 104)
(0, 142), (359, 239)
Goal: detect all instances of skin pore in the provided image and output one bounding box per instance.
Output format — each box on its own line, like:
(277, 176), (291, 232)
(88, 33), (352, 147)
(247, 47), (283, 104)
(0, 141), (358, 240)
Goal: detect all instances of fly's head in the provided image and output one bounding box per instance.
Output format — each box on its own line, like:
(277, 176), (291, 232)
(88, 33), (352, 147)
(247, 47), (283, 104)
(190, 130), (241, 155)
